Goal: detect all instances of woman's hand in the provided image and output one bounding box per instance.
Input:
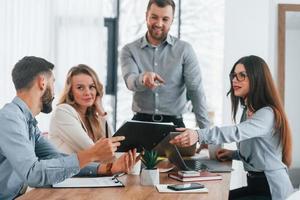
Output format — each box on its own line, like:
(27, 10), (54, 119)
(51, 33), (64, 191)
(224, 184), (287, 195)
(111, 148), (140, 174)
(216, 148), (234, 162)
(169, 128), (198, 147)
(95, 96), (107, 116)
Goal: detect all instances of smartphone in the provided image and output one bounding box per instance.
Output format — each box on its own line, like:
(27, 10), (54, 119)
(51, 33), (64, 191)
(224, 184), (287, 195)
(167, 183), (204, 191)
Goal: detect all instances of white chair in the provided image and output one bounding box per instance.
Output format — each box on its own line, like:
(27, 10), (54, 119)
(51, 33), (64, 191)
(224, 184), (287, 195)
(286, 190), (300, 200)
(288, 168), (300, 188)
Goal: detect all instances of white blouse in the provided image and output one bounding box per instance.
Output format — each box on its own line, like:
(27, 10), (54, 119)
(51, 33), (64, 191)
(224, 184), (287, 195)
(49, 103), (111, 154)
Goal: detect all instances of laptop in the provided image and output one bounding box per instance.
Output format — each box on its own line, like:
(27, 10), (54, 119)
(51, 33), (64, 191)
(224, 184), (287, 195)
(154, 134), (233, 172)
(154, 132), (196, 157)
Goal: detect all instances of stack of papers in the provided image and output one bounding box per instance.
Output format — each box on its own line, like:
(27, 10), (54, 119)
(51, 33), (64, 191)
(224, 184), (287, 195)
(52, 176), (124, 188)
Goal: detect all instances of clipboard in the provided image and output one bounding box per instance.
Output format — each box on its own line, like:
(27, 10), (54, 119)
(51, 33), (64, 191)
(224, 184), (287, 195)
(52, 176), (124, 188)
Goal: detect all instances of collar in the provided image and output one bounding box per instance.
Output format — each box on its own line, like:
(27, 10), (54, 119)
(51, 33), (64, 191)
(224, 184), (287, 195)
(140, 33), (174, 48)
(12, 96), (37, 126)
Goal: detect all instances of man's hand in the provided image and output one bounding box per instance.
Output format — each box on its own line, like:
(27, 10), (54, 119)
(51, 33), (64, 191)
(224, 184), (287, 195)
(169, 128), (198, 147)
(77, 136), (125, 168)
(142, 72), (165, 90)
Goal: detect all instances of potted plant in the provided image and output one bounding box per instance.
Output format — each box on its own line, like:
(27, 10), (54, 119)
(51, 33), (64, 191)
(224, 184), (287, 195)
(140, 149), (160, 186)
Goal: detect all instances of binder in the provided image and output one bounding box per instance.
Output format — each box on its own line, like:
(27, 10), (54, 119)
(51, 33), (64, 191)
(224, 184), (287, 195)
(52, 176), (124, 188)
(113, 120), (176, 152)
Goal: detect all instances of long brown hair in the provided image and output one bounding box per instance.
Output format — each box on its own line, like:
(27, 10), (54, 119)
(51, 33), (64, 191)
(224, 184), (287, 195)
(227, 55), (292, 167)
(59, 64), (104, 141)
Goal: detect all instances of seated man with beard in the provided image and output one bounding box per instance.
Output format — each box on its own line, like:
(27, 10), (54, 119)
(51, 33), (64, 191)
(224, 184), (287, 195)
(0, 56), (125, 200)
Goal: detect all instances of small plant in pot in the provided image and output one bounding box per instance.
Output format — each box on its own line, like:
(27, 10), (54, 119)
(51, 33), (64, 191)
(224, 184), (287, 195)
(140, 149), (160, 186)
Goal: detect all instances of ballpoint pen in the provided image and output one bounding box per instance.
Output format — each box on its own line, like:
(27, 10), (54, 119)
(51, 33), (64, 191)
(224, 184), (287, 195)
(113, 172), (126, 179)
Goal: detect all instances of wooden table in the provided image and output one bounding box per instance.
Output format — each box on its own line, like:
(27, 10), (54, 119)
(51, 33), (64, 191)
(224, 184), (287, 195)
(17, 172), (231, 200)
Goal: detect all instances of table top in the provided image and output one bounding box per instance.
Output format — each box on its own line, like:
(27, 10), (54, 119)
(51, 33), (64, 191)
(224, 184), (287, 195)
(17, 172), (231, 200)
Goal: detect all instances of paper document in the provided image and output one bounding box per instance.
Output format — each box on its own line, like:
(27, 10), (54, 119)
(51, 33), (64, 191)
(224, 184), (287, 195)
(156, 184), (208, 193)
(52, 176), (124, 188)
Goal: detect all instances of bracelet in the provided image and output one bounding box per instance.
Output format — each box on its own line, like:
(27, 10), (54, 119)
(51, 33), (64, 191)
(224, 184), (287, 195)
(106, 163), (113, 175)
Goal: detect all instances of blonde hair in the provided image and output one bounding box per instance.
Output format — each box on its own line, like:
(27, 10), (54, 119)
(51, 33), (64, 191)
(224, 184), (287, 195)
(59, 64), (104, 141)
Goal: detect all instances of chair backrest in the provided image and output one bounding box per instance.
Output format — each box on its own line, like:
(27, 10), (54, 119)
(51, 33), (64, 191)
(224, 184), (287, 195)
(286, 190), (300, 200)
(288, 168), (300, 189)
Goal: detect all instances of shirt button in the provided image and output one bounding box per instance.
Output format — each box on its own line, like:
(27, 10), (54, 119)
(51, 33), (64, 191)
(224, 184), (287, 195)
(154, 62), (158, 66)
(155, 109), (159, 112)
(155, 93), (158, 97)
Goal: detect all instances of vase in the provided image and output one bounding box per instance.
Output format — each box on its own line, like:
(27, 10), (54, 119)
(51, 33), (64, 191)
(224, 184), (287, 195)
(140, 168), (159, 186)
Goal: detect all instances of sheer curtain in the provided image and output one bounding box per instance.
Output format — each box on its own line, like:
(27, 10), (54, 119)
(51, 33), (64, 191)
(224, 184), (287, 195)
(0, 0), (107, 131)
(0, 0), (54, 105)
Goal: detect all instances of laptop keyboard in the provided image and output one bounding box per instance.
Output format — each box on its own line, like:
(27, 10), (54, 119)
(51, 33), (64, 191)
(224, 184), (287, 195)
(184, 159), (208, 171)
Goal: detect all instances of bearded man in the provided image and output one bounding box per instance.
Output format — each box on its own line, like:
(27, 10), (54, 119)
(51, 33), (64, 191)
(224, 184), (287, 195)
(121, 0), (210, 129)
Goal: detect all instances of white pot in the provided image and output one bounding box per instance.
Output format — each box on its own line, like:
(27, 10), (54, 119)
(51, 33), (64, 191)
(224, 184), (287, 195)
(140, 168), (159, 186)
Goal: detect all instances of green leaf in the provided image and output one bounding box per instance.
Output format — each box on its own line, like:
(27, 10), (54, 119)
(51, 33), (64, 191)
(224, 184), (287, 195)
(141, 149), (159, 169)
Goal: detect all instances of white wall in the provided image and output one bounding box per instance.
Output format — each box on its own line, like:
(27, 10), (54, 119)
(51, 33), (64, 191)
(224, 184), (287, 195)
(223, 0), (300, 122)
(223, 0), (271, 125)
(285, 29), (300, 168)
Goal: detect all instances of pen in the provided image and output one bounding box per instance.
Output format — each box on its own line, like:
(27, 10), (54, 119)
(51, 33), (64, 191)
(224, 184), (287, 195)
(113, 173), (126, 179)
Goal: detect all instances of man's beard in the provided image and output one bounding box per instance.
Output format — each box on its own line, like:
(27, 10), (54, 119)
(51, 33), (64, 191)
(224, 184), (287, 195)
(147, 24), (168, 43)
(41, 86), (54, 114)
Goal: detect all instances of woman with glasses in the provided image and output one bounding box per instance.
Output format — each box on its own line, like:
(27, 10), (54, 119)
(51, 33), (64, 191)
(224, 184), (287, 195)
(170, 55), (293, 200)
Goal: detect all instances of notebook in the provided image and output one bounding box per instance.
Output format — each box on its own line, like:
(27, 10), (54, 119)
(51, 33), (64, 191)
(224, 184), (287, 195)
(52, 176), (124, 188)
(168, 171), (222, 182)
(113, 120), (176, 152)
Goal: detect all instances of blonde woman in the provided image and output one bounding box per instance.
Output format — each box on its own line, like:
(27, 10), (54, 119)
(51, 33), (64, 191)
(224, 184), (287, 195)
(49, 64), (138, 175)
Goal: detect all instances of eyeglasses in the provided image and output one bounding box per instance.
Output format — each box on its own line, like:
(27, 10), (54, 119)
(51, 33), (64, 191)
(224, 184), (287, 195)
(229, 71), (248, 82)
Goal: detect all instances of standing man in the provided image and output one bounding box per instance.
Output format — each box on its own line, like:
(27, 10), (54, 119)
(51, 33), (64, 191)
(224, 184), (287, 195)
(0, 56), (125, 200)
(121, 0), (210, 128)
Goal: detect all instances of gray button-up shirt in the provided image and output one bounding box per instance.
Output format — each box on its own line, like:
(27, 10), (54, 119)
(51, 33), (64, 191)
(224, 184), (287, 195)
(121, 34), (209, 128)
(0, 97), (98, 200)
(198, 107), (294, 200)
